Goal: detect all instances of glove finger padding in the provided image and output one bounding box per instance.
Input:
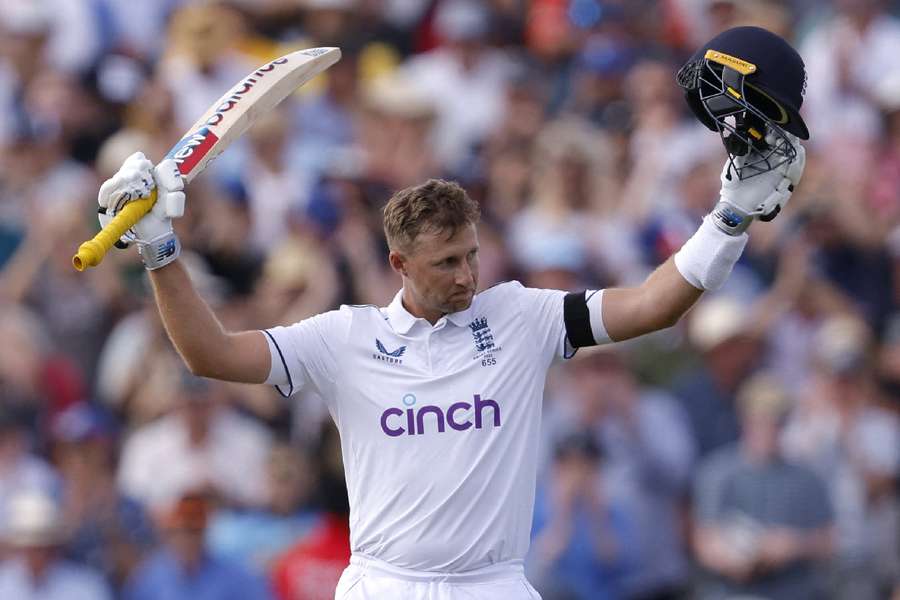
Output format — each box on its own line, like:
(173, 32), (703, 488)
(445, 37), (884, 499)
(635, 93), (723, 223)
(720, 141), (805, 217)
(757, 182), (790, 221)
(784, 139), (805, 188)
(759, 139), (806, 221)
(97, 177), (120, 210)
(153, 159), (185, 218)
(121, 152), (154, 179)
(110, 188), (136, 215)
(98, 152), (156, 215)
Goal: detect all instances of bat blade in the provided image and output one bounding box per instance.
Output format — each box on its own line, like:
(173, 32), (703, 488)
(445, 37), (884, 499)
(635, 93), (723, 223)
(73, 47), (340, 271)
(165, 47), (341, 184)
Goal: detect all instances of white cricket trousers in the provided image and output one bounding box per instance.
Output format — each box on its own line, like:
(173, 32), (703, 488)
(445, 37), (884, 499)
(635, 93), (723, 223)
(334, 555), (543, 599)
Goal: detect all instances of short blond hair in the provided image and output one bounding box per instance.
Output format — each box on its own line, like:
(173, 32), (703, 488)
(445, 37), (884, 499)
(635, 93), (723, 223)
(383, 179), (480, 252)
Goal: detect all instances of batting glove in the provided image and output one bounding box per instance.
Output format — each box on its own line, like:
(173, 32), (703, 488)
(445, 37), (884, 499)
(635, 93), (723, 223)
(97, 152), (185, 270)
(711, 133), (806, 236)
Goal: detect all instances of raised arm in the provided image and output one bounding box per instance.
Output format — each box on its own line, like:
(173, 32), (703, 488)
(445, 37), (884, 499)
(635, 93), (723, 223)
(149, 260), (270, 383)
(602, 256), (702, 341)
(95, 153), (271, 384)
(597, 139), (805, 343)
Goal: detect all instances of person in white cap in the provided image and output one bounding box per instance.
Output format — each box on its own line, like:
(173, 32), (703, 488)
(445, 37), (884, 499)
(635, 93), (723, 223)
(0, 490), (112, 600)
(673, 295), (764, 458)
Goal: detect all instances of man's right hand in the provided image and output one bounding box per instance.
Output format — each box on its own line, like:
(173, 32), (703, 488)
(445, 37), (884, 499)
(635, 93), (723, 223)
(97, 152), (186, 270)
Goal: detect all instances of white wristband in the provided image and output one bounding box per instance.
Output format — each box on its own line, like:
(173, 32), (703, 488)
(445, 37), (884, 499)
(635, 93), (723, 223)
(674, 216), (748, 291)
(137, 231), (181, 270)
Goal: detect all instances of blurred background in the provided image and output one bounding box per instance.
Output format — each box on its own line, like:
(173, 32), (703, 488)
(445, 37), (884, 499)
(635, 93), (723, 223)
(0, 0), (899, 598)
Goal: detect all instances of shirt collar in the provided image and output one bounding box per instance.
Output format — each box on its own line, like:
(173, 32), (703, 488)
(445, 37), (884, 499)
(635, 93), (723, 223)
(385, 289), (476, 334)
(386, 290), (418, 334)
(445, 300), (475, 328)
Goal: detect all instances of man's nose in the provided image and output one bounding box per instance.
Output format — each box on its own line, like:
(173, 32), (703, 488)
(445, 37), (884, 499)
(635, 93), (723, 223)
(455, 262), (474, 288)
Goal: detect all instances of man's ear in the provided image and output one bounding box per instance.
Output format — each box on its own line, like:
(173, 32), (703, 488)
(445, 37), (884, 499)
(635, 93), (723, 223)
(388, 250), (406, 277)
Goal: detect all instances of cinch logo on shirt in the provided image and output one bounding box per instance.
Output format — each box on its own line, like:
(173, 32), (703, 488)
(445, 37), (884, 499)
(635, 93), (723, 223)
(380, 394), (501, 437)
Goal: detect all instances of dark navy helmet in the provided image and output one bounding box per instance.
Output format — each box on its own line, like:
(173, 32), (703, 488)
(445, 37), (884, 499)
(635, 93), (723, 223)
(677, 26), (808, 180)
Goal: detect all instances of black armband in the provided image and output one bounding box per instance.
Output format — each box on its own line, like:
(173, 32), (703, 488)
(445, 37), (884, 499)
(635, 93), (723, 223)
(564, 291), (596, 348)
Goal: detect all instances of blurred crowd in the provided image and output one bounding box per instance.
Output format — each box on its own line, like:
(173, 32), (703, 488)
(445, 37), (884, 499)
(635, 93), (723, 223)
(0, 0), (899, 599)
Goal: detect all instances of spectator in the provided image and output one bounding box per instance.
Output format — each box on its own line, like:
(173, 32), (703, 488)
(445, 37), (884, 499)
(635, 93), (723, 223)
(673, 295), (763, 458)
(782, 314), (900, 599)
(270, 511), (351, 600)
(295, 0), (360, 50)
(360, 71), (439, 190)
(0, 305), (85, 425)
(479, 78), (546, 223)
(124, 492), (272, 600)
(50, 402), (154, 591)
(400, 0), (515, 172)
(693, 372), (835, 600)
(878, 309), (900, 404)
(529, 429), (634, 600)
(271, 423), (351, 600)
(0, 405), (58, 530)
(800, 0), (900, 160)
(93, 298), (171, 418)
(0, 1), (50, 147)
(117, 369), (272, 511)
(0, 489), (112, 599)
(157, 4), (253, 132)
(555, 350), (696, 600)
(208, 442), (322, 573)
(239, 108), (314, 254)
(292, 46), (362, 178)
(508, 116), (618, 279)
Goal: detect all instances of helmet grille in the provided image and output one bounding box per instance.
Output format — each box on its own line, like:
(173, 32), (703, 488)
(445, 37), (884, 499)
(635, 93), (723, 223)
(678, 55), (798, 180)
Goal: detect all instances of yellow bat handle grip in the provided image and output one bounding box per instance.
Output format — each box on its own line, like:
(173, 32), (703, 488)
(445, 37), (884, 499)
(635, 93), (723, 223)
(72, 190), (157, 271)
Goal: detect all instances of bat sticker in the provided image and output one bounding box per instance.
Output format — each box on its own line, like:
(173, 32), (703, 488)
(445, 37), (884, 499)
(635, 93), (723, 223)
(165, 127), (220, 176)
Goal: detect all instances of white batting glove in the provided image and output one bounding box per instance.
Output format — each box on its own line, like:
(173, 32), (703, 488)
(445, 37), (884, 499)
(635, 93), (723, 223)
(711, 133), (806, 236)
(98, 152), (185, 269)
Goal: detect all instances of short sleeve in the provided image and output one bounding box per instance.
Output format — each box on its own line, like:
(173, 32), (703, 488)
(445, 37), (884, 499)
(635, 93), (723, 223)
(507, 282), (569, 365)
(262, 308), (350, 398)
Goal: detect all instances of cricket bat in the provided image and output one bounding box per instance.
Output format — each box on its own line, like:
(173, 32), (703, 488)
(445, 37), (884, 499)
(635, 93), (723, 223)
(73, 47), (341, 271)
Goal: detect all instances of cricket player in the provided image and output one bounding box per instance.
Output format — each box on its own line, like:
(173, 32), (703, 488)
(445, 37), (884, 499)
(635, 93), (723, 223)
(98, 27), (807, 600)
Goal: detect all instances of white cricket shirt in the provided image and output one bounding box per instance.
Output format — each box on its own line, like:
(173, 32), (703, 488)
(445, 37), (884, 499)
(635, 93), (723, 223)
(265, 281), (604, 572)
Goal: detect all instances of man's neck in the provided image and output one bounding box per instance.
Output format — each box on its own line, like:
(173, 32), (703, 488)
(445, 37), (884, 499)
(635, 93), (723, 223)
(401, 289), (442, 325)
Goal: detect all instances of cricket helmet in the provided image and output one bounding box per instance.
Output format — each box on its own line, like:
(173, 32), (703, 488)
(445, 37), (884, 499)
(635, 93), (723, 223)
(676, 26), (808, 180)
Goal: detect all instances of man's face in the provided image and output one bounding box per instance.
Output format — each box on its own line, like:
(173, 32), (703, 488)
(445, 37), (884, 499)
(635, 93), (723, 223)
(742, 413), (783, 462)
(391, 223), (480, 319)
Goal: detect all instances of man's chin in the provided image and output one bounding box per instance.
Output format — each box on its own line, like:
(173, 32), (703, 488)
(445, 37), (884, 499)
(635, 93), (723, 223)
(445, 294), (474, 314)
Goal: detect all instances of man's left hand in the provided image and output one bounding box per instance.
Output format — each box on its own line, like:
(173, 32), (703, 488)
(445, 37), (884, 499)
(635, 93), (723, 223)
(712, 134), (806, 235)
